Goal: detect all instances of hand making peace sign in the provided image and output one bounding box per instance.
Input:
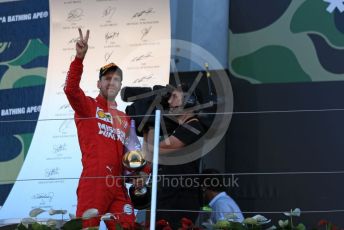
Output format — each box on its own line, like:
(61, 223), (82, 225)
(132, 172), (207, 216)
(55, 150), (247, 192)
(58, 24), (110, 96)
(76, 28), (90, 59)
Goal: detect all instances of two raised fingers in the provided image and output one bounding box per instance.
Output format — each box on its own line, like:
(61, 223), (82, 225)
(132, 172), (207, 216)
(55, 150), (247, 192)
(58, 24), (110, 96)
(77, 28), (90, 46)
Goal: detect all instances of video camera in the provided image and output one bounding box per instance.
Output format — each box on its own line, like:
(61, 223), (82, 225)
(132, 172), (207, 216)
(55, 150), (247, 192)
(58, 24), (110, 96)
(121, 84), (178, 136)
(121, 84), (218, 138)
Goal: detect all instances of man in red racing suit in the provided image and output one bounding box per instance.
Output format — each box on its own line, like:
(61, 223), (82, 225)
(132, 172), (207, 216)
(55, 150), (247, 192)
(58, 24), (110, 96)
(64, 28), (135, 229)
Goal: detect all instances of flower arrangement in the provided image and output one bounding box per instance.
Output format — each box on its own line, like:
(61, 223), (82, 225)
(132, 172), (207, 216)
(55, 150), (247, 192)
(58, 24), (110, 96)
(13, 208), (343, 230)
(317, 219), (341, 230)
(195, 208), (303, 230)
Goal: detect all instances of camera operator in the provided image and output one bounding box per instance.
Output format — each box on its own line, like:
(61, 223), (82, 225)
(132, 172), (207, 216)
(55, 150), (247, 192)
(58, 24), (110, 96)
(144, 83), (205, 229)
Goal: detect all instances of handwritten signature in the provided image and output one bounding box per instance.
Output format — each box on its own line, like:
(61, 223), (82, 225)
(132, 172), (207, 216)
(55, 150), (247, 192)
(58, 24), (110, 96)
(45, 167), (60, 178)
(131, 52), (153, 62)
(32, 192), (54, 203)
(133, 74), (153, 83)
(58, 103), (71, 111)
(67, 8), (83, 22)
(104, 51), (113, 62)
(132, 8), (154, 19)
(59, 120), (73, 134)
(53, 143), (67, 154)
(141, 26), (152, 40)
(105, 31), (120, 43)
(68, 37), (79, 44)
(102, 6), (116, 20)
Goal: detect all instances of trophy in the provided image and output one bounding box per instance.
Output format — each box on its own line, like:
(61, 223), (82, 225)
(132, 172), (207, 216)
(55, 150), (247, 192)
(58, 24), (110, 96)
(123, 119), (151, 208)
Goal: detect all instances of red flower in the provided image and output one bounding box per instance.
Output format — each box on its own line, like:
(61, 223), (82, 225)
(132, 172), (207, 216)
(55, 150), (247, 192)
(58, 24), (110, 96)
(318, 219), (329, 226)
(156, 219), (171, 230)
(121, 223), (132, 230)
(180, 217), (194, 230)
(157, 219), (169, 226)
(317, 219), (340, 230)
(163, 226), (173, 230)
(331, 225), (339, 230)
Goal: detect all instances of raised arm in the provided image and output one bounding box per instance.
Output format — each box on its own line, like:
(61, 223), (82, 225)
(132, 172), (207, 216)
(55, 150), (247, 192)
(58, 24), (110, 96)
(145, 127), (185, 154)
(64, 28), (92, 117)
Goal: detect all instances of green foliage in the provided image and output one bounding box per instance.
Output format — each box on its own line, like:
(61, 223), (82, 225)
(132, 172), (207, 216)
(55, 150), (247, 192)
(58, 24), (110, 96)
(60, 219), (82, 230)
(16, 223), (54, 230)
(31, 223), (54, 230)
(115, 222), (124, 230)
(16, 223), (28, 230)
(13, 210), (341, 230)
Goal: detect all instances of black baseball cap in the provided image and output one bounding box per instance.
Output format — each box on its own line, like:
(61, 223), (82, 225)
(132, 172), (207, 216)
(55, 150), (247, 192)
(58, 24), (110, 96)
(99, 62), (123, 80)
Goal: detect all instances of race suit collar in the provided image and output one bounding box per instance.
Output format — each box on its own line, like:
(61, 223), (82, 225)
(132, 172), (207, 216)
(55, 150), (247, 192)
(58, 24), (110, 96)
(96, 94), (117, 109)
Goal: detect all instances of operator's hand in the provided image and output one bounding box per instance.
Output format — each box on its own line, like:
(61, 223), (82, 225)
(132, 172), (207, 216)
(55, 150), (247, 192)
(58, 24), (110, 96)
(132, 177), (145, 189)
(76, 28), (89, 59)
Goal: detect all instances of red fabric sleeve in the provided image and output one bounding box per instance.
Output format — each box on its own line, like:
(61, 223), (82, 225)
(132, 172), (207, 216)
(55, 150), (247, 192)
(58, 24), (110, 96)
(64, 57), (92, 117)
